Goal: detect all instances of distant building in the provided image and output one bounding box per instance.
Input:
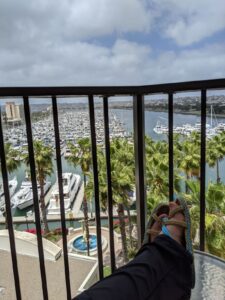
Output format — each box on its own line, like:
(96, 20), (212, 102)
(5, 102), (21, 124)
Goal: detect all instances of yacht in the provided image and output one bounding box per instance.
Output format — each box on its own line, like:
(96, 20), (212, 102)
(11, 187), (33, 210)
(48, 173), (81, 215)
(12, 179), (51, 210)
(153, 121), (168, 134)
(0, 177), (18, 209)
(215, 123), (225, 133)
(64, 147), (72, 158)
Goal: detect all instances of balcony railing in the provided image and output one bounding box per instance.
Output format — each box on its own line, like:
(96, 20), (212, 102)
(1, 78), (225, 300)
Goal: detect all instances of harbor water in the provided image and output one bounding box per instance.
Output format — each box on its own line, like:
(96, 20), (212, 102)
(3, 108), (225, 229)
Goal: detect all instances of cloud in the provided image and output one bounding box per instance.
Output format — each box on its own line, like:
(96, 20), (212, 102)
(152, 0), (225, 46)
(0, 0), (225, 88)
(0, 38), (225, 87)
(0, 0), (151, 50)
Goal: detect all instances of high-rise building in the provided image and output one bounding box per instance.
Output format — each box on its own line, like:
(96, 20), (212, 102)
(5, 102), (21, 123)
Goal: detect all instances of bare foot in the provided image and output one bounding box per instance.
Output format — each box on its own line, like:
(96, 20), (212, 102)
(161, 202), (185, 245)
(150, 213), (168, 242)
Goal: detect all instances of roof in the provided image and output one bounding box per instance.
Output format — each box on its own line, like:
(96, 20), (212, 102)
(0, 230), (62, 261)
(0, 230), (98, 299)
(0, 249), (97, 299)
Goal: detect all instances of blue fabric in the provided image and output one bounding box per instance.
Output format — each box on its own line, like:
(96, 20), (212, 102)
(162, 225), (171, 237)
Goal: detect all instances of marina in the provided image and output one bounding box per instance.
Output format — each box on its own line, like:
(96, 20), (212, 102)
(2, 107), (225, 227)
(153, 106), (225, 139)
(3, 109), (131, 153)
(0, 108), (131, 220)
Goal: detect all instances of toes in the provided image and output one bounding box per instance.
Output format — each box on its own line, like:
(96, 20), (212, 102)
(169, 202), (177, 210)
(151, 213), (168, 230)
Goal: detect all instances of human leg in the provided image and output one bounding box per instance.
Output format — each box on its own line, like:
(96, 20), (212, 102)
(74, 200), (194, 300)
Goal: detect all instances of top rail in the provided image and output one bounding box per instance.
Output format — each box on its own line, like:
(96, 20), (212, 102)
(0, 79), (225, 97)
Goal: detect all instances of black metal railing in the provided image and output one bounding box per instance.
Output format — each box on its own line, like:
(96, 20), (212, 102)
(0, 78), (225, 300)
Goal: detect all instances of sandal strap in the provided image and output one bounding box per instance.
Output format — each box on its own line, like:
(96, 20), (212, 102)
(164, 219), (187, 228)
(152, 213), (162, 223)
(169, 206), (184, 218)
(147, 229), (160, 235)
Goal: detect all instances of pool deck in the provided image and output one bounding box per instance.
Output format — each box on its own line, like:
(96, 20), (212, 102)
(57, 226), (124, 267)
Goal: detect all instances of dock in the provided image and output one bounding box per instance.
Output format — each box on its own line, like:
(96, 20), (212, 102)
(0, 181), (136, 225)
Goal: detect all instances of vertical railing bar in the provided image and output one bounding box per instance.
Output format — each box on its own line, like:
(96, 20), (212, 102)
(200, 90), (206, 251)
(23, 96), (49, 300)
(88, 95), (104, 279)
(0, 108), (22, 300)
(168, 93), (174, 202)
(102, 96), (116, 273)
(52, 96), (71, 299)
(133, 94), (147, 247)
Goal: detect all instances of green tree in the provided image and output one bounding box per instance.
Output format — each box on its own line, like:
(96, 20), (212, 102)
(184, 179), (225, 258)
(4, 143), (21, 174)
(176, 135), (200, 193)
(110, 138), (135, 248)
(1, 143), (21, 229)
(86, 138), (135, 262)
(207, 133), (225, 183)
(67, 138), (92, 255)
(146, 138), (181, 213)
(23, 141), (53, 234)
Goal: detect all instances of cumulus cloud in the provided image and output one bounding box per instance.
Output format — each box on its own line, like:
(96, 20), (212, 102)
(152, 0), (225, 46)
(0, 38), (225, 86)
(0, 0), (151, 50)
(0, 0), (225, 87)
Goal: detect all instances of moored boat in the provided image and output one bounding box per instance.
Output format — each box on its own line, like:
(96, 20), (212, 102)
(12, 180), (51, 210)
(0, 177), (18, 209)
(48, 173), (81, 215)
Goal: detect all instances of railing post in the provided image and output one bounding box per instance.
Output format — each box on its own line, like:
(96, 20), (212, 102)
(133, 94), (147, 247)
(88, 95), (104, 279)
(168, 93), (174, 202)
(23, 97), (49, 300)
(102, 96), (116, 273)
(0, 107), (22, 300)
(200, 90), (206, 251)
(52, 96), (71, 300)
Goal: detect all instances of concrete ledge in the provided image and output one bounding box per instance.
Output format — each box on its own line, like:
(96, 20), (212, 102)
(0, 230), (62, 261)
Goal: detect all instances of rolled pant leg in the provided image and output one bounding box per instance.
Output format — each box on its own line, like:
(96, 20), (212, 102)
(74, 235), (193, 300)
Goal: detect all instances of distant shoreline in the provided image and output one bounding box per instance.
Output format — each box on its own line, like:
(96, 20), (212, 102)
(111, 107), (225, 119)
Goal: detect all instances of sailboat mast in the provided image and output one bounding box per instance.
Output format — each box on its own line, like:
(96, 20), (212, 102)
(211, 105), (213, 127)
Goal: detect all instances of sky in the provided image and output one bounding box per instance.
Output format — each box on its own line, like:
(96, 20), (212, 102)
(0, 0), (225, 88)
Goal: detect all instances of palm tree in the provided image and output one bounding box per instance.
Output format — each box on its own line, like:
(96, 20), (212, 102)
(176, 136), (200, 193)
(1, 143), (21, 229)
(23, 140), (53, 234)
(67, 138), (92, 255)
(207, 133), (225, 183)
(145, 138), (181, 213)
(86, 139), (135, 263)
(4, 143), (21, 174)
(110, 138), (135, 247)
(184, 179), (225, 258)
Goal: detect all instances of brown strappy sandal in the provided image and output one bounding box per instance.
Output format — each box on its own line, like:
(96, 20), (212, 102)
(161, 198), (195, 289)
(142, 203), (170, 245)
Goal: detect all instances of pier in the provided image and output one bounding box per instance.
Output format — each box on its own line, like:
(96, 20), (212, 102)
(0, 180), (133, 225)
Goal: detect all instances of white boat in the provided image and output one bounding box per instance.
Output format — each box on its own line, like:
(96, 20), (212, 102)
(64, 147), (72, 158)
(12, 180), (51, 210)
(11, 187), (33, 210)
(48, 173), (81, 215)
(215, 123), (225, 133)
(0, 177), (18, 209)
(153, 121), (168, 134)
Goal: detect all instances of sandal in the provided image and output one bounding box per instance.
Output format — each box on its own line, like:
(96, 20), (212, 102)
(161, 198), (195, 289)
(142, 203), (169, 245)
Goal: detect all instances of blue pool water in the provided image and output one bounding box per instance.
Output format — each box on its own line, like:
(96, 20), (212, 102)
(73, 234), (97, 251)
